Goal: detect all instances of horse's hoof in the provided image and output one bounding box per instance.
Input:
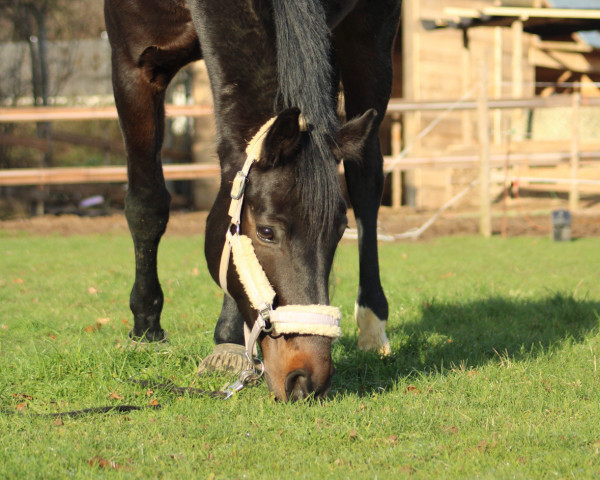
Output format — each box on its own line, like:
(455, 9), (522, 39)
(355, 305), (392, 356)
(198, 343), (248, 376)
(126, 330), (169, 351)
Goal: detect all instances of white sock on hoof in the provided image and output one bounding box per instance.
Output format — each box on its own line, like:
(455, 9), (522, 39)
(355, 304), (391, 356)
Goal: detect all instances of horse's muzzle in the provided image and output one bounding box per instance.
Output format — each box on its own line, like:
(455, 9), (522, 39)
(284, 368), (333, 401)
(262, 335), (334, 401)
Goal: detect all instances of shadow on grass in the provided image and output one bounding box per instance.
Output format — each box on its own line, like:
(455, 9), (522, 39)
(332, 292), (600, 396)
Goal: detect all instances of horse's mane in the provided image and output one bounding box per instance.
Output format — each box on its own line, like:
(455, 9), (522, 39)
(272, 0), (341, 237)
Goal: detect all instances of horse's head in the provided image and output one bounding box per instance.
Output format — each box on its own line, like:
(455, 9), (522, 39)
(206, 107), (376, 401)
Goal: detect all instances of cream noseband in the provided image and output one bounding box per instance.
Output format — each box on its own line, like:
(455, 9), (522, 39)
(218, 115), (342, 367)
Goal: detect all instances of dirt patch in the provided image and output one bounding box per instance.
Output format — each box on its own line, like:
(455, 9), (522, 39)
(2, 207), (600, 240)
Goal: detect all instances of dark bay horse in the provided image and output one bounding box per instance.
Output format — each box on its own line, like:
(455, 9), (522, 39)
(104, 0), (402, 401)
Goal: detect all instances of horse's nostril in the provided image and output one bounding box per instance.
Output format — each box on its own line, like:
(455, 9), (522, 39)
(284, 369), (312, 401)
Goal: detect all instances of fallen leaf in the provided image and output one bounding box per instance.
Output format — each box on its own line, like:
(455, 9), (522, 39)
(149, 399), (159, 406)
(385, 434), (399, 445)
(48, 333), (56, 340)
(88, 456), (123, 470)
(400, 465), (414, 475)
(441, 425), (459, 435)
(477, 440), (489, 452)
(192, 267), (199, 275)
(88, 287), (98, 294)
(84, 324), (101, 333)
(440, 272), (453, 279)
(405, 385), (419, 394)
(1, 325), (8, 330)
(53, 417), (64, 426)
(96, 317), (110, 325)
(12, 278), (25, 284)
(16, 403), (27, 411)
(146, 389), (154, 397)
(348, 429), (358, 440)
(109, 392), (122, 400)
(13, 393), (33, 400)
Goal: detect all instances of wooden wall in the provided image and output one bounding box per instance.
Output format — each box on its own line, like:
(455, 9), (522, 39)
(398, 0), (537, 209)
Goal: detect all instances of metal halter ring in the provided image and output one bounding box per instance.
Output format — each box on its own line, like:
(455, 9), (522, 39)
(258, 304), (273, 333)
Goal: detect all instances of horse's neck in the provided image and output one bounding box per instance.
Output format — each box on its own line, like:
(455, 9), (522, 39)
(198, 0), (278, 152)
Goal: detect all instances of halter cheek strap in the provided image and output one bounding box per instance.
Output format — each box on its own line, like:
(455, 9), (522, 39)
(217, 115), (342, 367)
(219, 116), (277, 296)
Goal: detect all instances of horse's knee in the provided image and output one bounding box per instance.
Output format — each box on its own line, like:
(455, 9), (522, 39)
(125, 189), (171, 243)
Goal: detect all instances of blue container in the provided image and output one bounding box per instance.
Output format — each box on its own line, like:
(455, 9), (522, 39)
(552, 209), (571, 242)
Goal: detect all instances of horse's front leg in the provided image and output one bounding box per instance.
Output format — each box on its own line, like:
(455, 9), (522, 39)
(111, 50), (171, 342)
(333, 1), (401, 355)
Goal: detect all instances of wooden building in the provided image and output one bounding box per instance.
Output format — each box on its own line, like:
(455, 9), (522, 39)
(395, 0), (600, 209)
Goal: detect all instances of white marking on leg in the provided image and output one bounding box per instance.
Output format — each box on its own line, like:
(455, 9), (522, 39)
(355, 304), (391, 356)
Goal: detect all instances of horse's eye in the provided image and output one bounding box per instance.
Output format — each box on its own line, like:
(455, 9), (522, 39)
(256, 226), (275, 242)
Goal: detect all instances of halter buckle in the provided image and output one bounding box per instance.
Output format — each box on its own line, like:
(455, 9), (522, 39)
(257, 304), (273, 333)
(230, 170), (247, 200)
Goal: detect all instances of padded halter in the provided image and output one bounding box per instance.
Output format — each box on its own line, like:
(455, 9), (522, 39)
(217, 115), (342, 362)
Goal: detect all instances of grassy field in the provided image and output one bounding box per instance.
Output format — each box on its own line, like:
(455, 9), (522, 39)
(1, 229), (600, 479)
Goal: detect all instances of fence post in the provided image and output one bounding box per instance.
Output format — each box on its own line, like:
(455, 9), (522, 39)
(569, 91), (581, 212)
(391, 114), (402, 209)
(511, 19), (524, 140)
(478, 60), (492, 238)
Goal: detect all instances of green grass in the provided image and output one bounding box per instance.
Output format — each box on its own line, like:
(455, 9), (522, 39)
(1, 231), (600, 479)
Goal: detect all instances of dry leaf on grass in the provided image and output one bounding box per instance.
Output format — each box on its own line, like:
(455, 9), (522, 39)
(88, 456), (124, 470)
(13, 393), (33, 400)
(405, 385), (419, 394)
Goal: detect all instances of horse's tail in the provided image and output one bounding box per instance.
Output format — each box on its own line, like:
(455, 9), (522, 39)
(272, 0), (337, 133)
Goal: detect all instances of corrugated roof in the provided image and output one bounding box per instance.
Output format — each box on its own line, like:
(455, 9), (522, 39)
(579, 31), (600, 48)
(547, 0), (600, 9)
(547, 0), (600, 47)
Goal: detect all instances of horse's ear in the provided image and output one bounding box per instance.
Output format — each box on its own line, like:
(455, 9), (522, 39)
(330, 109), (377, 164)
(259, 108), (302, 167)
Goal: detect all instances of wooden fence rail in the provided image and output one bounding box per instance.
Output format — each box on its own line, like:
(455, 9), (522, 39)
(2, 95), (600, 237)
(0, 104), (214, 123)
(0, 164), (220, 186)
(2, 96), (599, 123)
